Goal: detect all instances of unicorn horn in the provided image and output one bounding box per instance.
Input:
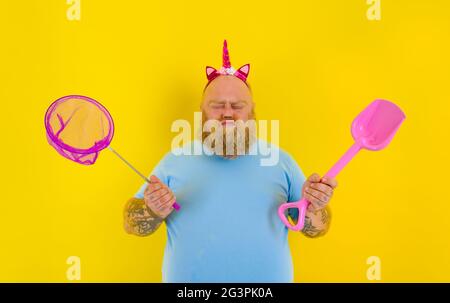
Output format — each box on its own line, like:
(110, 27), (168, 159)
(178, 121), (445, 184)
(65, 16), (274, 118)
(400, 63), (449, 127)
(222, 39), (231, 68)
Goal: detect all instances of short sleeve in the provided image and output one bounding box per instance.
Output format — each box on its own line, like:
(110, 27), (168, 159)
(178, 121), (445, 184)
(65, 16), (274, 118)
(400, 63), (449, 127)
(285, 154), (306, 221)
(133, 153), (170, 199)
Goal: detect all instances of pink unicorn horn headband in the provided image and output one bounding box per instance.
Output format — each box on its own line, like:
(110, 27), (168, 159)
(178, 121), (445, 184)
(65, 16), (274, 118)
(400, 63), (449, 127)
(205, 40), (250, 88)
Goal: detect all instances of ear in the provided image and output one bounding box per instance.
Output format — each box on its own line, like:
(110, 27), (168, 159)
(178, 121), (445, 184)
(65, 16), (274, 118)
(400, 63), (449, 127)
(234, 64), (250, 81)
(206, 66), (219, 81)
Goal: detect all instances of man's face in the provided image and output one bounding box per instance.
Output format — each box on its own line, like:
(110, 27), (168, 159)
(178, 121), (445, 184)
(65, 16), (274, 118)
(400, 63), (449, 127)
(200, 76), (256, 158)
(201, 76), (254, 122)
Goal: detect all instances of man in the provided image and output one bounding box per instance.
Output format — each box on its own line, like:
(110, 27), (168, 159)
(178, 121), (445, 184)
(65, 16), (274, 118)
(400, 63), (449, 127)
(123, 40), (338, 282)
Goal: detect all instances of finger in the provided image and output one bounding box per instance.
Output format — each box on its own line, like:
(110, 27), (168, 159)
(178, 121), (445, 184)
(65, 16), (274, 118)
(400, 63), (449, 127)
(159, 192), (174, 204)
(148, 189), (170, 202)
(145, 182), (163, 194)
(145, 175), (163, 190)
(152, 200), (167, 214)
(308, 173), (321, 183)
(302, 180), (312, 195)
(167, 196), (176, 207)
(144, 187), (160, 201)
(150, 175), (163, 184)
(160, 196), (176, 210)
(146, 187), (168, 200)
(321, 177), (338, 189)
(158, 196), (176, 213)
(302, 182), (308, 194)
(305, 186), (329, 205)
(150, 192), (173, 208)
(304, 193), (325, 209)
(310, 182), (333, 196)
(157, 202), (168, 211)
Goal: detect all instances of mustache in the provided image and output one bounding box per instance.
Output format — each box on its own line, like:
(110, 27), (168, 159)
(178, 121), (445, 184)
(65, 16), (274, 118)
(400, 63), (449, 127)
(197, 112), (257, 157)
(199, 125), (257, 157)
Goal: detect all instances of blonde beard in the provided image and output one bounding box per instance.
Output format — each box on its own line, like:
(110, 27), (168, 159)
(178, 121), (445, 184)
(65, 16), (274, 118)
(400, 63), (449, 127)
(199, 114), (257, 159)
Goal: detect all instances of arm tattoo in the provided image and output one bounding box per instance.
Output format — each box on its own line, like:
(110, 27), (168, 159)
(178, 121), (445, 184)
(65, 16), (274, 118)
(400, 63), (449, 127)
(302, 207), (331, 238)
(321, 206), (331, 225)
(123, 198), (163, 237)
(302, 216), (324, 238)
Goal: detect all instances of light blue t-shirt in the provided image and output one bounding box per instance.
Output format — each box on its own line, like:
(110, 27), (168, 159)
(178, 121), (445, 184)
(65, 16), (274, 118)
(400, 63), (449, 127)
(134, 140), (306, 282)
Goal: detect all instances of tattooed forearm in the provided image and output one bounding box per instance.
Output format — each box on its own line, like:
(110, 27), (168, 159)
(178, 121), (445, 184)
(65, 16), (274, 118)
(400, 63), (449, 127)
(302, 206), (331, 238)
(302, 216), (324, 238)
(123, 198), (163, 237)
(320, 206), (330, 225)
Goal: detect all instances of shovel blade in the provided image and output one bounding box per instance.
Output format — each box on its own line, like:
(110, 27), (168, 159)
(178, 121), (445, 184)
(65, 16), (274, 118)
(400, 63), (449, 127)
(351, 99), (406, 151)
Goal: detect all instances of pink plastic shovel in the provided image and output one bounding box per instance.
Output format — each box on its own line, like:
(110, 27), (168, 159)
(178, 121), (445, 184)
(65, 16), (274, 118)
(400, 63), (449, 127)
(278, 99), (406, 231)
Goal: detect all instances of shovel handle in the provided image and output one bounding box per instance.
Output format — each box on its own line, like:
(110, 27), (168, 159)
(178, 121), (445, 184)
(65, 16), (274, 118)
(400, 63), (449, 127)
(324, 142), (362, 179)
(278, 142), (362, 231)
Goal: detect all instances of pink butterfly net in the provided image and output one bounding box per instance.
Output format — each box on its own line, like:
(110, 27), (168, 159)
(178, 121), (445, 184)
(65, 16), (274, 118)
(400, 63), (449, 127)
(45, 95), (180, 210)
(45, 95), (114, 165)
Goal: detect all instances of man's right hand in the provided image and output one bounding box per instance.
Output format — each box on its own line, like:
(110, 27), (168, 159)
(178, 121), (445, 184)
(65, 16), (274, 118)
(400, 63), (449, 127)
(144, 175), (176, 219)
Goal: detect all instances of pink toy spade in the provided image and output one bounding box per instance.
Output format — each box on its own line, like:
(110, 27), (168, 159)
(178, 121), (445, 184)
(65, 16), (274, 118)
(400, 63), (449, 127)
(278, 99), (406, 231)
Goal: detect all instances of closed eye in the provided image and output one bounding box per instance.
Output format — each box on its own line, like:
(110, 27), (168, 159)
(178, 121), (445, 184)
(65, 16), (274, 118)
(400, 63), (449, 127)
(209, 102), (225, 109)
(208, 100), (248, 110)
(232, 104), (245, 110)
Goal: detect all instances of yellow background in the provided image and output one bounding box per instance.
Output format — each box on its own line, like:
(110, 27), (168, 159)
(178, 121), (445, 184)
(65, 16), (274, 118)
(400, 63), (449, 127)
(0, 0), (449, 282)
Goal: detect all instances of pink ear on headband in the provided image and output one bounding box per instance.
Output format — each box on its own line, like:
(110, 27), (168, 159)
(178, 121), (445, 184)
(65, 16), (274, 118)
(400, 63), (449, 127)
(206, 66), (220, 82)
(205, 40), (250, 86)
(234, 64), (250, 82)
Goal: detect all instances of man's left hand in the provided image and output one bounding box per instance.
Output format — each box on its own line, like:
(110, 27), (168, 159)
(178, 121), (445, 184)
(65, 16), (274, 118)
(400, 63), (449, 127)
(302, 173), (338, 212)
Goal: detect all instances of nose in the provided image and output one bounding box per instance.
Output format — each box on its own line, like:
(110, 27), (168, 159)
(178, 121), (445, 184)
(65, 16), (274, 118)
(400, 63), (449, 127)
(222, 103), (234, 120)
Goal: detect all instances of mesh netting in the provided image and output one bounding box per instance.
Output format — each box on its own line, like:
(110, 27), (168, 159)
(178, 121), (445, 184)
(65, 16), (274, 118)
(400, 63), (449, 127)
(44, 95), (114, 165)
